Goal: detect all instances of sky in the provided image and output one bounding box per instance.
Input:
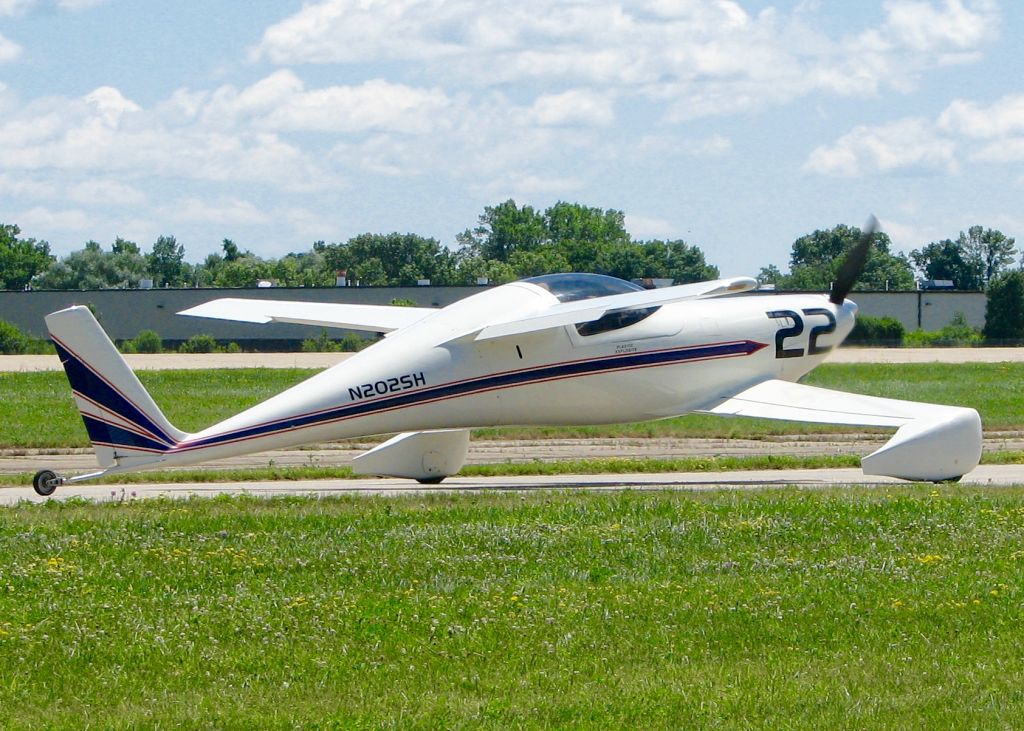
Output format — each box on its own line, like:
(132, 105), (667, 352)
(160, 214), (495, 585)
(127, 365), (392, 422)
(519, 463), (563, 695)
(0, 0), (1022, 274)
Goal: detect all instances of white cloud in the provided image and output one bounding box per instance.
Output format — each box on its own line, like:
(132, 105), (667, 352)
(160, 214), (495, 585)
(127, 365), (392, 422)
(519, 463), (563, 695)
(15, 205), (94, 232)
(0, 0), (34, 15)
(263, 78), (451, 134)
(0, 31), (22, 62)
(529, 89), (615, 127)
(804, 118), (958, 177)
(196, 70), (451, 135)
(809, 92), (1024, 178)
(473, 171), (585, 199)
(626, 214), (676, 240)
(867, 0), (997, 53)
(938, 94), (1024, 139)
(252, 0), (999, 120)
(84, 86), (141, 124)
(0, 83), (343, 192)
(972, 138), (1024, 164)
(0, 173), (58, 198)
(57, 0), (108, 9)
(630, 134), (732, 158)
(877, 217), (942, 253)
(282, 206), (340, 239)
(0, 0), (107, 14)
(160, 197), (273, 226)
(67, 179), (146, 205)
(329, 91), (599, 181)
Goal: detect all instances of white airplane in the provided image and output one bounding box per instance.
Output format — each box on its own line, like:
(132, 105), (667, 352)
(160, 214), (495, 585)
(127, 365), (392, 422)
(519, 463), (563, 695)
(32, 222), (982, 496)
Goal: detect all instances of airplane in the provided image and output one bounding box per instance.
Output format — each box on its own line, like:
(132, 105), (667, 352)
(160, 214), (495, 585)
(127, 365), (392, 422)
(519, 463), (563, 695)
(31, 220), (982, 496)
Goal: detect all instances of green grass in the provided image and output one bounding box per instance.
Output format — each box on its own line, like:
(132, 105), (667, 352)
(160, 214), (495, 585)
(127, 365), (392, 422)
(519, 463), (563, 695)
(2, 362), (1022, 449)
(4, 488), (1024, 728)
(0, 368), (315, 449)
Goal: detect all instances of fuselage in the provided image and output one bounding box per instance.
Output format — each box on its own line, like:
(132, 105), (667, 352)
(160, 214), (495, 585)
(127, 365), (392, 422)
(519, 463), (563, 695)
(160, 280), (856, 467)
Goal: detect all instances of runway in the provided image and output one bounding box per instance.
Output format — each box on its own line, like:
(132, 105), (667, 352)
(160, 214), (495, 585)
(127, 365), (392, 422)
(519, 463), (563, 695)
(3, 464), (1023, 505)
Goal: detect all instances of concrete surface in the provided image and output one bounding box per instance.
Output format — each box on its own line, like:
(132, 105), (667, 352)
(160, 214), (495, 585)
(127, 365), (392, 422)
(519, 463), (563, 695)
(3, 465), (1023, 505)
(5, 433), (1024, 477)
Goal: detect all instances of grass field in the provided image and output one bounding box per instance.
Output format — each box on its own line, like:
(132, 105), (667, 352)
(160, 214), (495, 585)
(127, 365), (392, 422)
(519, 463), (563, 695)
(3, 488), (1024, 728)
(2, 362), (1023, 450)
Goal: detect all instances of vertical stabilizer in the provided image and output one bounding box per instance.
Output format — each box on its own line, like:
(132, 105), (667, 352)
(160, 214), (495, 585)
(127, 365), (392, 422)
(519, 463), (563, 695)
(45, 306), (187, 468)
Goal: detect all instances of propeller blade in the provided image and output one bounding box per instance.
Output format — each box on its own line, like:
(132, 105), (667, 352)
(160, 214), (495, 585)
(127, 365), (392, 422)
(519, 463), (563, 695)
(830, 215), (879, 304)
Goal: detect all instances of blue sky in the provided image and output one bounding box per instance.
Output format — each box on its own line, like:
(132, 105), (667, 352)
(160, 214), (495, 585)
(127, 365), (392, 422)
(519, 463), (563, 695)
(1, 0), (1022, 274)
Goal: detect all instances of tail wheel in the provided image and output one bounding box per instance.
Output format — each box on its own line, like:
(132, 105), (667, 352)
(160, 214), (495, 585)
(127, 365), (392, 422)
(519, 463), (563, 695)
(33, 470), (60, 497)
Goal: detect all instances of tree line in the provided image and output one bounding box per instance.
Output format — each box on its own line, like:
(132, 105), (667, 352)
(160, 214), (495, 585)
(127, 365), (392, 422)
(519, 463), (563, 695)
(0, 201), (1018, 293)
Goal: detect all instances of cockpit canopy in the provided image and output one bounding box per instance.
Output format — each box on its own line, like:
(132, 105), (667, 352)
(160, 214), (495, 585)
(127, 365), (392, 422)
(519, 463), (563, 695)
(524, 273), (661, 336)
(524, 273), (645, 303)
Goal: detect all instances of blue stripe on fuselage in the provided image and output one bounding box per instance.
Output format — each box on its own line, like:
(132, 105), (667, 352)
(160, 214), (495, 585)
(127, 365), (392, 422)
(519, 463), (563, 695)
(179, 339), (765, 452)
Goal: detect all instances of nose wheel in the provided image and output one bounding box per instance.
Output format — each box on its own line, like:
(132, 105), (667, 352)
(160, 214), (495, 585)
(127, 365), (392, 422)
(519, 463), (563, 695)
(32, 469), (63, 496)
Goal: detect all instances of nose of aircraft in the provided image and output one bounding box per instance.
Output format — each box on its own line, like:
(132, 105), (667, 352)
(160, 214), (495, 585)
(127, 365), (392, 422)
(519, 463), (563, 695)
(838, 299), (859, 338)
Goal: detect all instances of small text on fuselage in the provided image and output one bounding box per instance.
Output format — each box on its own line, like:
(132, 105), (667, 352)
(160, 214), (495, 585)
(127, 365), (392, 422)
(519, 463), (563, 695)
(349, 372), (426, 401)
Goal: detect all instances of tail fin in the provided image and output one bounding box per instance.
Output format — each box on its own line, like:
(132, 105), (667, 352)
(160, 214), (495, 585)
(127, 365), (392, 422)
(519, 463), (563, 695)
(46, 306), (187, 468)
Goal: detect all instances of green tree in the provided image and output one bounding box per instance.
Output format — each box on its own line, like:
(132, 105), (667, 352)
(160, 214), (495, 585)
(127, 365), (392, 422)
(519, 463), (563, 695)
(325, 233), (456, 286)
(960, 225), (1016, 288)
(213, 257), (271, 288)
(36, 239), (149, 290)
(644, 240), (719, 284)
(0, 223), (54, 289)
(194, 241), (272, 288)
(782, 224), (914, 291)
(457, 200), (695, 282)
(452, 254), (517, 285)
(508, 248), (572, 278)
(148, 235), (191, 287)
(757, 264), (783, 286)
(457, 200), (547, 262)
(983, 270), (1024, 341)
(351, 257), (389, 286)
(544, 202), (631, 273)
(271, 250), (333, 287)
(222, 239), (242, 262)
(910, 238), (982, 289)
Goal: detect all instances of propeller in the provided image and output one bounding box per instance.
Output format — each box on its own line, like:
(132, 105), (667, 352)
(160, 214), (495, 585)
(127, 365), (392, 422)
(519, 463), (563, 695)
(829, 215), (879, 305)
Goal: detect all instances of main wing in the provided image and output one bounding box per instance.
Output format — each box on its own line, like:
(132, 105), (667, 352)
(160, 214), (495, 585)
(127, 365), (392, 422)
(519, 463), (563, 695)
(699, 379), (982, 481)
(474, 276), (757, 341)
(178, 298), (436, 334)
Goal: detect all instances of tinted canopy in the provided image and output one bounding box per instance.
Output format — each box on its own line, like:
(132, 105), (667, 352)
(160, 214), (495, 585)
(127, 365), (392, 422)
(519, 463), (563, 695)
(524, 273), (645, 303)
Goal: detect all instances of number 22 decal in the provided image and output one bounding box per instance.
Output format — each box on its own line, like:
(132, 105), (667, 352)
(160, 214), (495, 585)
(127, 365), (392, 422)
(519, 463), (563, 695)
(766, 309), (836, 359)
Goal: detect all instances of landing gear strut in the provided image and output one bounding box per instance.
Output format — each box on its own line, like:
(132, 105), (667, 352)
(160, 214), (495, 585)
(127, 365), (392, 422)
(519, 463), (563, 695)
(32, 469), (62, 497)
